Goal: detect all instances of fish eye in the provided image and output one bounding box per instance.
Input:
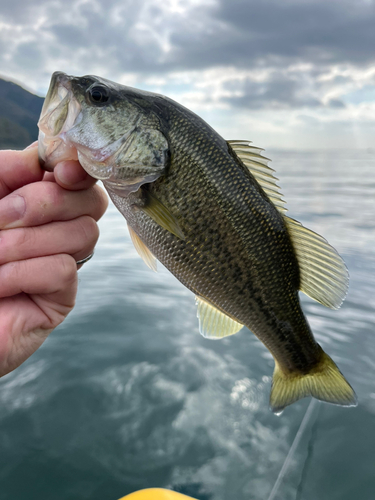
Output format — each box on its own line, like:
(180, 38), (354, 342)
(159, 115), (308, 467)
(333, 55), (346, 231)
(88, 85), (110, 104)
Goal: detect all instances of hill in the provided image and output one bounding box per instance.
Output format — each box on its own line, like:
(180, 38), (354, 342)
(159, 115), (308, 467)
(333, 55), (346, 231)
(0, 78), (44, 150)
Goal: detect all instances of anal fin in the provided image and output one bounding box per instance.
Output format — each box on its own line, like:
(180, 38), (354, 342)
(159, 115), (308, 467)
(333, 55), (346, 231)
(196, 296), (243, 339)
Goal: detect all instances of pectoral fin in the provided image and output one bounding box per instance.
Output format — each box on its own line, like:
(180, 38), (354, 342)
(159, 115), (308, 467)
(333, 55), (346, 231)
(196, 296), (243, 339)
(128, 225), (157, 272)
(141, 193), (185, 240)
(284, 216), (349, 309)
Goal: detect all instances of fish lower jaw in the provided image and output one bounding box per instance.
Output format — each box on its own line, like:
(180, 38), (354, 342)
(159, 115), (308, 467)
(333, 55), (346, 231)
(75, 150), (114, 180)
(38, 131), (78, 171)
(38, 131), (114, 178)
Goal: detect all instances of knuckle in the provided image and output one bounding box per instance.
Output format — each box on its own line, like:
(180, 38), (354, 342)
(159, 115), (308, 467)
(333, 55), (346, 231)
(55, 254), (77, 286)
(17, 226), (37, 250)
(90, 185), (109, 219)
(0, 260), (19, 294)
(1, 261), (17, 281)
(0, 227), (35, 263)
(76, 216), (100, 246)
(0, 229), (14, 261)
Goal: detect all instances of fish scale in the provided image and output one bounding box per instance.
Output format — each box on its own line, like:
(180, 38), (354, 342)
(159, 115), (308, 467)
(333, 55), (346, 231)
(117, 100), (319, 373)
(38, 72), (356, 412)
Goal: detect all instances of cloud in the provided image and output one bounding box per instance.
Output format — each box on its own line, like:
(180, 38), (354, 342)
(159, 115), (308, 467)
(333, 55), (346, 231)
(226, 0), (375, 65)
(2, 0), (375, 80)
(13, 42), (45, 70)
(223, 73), (323, 109)
(0, 0), (375, 148)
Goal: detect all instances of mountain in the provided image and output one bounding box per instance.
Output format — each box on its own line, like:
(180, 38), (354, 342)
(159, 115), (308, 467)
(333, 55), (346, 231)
(0, 78), (44, 150)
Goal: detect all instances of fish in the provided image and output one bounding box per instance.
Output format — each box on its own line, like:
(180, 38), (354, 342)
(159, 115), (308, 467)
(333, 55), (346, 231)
(38, 71), (357, 413)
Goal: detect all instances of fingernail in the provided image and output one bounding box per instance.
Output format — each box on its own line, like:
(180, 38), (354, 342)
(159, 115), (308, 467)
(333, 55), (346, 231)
(0, 194), (26, 228)
(24, 141), (38, 150)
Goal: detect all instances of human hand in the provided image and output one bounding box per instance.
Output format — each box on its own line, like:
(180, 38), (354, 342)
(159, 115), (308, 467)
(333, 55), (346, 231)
(0, 144), (108, 377)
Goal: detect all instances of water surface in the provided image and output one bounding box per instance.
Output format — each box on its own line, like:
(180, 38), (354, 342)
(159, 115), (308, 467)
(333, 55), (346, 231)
(0, 150), (374, 500)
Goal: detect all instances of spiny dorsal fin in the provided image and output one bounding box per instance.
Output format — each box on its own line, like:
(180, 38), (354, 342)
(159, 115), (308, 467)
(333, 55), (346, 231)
(196, 296), (243, 339)
(284, 217), (349, 309)
(128, 225), (157, 272)
(228, 140), (287, 213)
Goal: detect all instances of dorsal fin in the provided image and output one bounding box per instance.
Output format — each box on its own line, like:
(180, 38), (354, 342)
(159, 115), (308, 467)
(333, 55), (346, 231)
(229, 141), (348, 309)
(284, 217), (349, 309)
(128, 225), (157, 272)
(196, 296), (243, 339)
(228, 140), (287, 213)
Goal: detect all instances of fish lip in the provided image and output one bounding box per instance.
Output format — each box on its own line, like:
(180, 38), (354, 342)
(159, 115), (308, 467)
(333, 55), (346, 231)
(39, 72), (72, 121)
(38, 72), (81, 171)
(49, 71), (72, 90)
(38, 72), (75, 133)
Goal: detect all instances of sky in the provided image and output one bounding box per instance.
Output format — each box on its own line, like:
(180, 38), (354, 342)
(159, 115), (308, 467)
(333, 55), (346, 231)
(1, 0), (375, 149)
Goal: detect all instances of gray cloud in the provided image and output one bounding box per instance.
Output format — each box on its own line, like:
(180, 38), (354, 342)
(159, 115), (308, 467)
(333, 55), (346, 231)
(13, 42), (45, 69)
(50, 24), (90, 48)
(151, 0), (375, 72)
(223, 74), (324, 109)
(0, 0), (374, 114)
(3, 0), (375, 72)
(327, 99), (346, 109)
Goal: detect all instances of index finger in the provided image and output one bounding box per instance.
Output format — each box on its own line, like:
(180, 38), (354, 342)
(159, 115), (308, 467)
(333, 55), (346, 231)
(0, 145), (43, 199)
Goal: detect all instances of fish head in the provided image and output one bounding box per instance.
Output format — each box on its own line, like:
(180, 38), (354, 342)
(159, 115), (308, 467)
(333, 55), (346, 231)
(38, 72), (168, 192)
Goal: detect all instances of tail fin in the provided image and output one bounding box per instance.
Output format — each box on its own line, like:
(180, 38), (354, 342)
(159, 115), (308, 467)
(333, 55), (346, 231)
(270, 350), (357, 414)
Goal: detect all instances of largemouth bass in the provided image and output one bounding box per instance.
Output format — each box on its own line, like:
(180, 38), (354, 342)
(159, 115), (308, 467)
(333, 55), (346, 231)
(38, 72), (356, 413)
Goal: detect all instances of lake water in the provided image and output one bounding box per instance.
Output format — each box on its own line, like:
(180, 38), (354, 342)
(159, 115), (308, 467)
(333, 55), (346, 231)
(0, 150), (374, 500)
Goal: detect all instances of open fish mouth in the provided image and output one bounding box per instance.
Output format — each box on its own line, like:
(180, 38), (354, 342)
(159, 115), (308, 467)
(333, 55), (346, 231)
(38, 72), (82, 171)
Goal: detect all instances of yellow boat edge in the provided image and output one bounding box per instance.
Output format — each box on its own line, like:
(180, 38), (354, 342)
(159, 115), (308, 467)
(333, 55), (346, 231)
(118, 488), (197, 500)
